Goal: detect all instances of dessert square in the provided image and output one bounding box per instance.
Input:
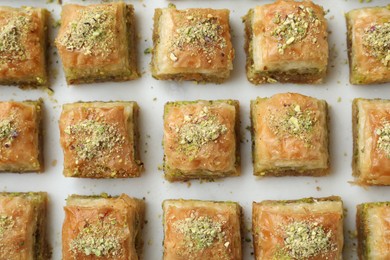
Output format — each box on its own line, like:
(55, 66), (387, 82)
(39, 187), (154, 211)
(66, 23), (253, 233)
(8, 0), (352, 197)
(163, 100), (240, 181)
(252, 196), (344, 260)
(55, 2), (139, 85)
(0, 6), (49, 87)
(346, 7), (390, 85)
(357, 202), (390, 259)
(352, 98), (390, 185)
(244, 0), (328, 84)
(152, 6), (234, 83)
(163, 199), (242, 260)
(0, 192), (50, 259)
(59, 101), (142, 178)
(250, 93), (329, 176)
(62, 194), (144, 260)
(0, 100), (43, 172)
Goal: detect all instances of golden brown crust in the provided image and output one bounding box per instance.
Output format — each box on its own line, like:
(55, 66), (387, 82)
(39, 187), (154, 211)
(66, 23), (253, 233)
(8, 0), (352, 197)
(251, 93), (329, 176)
(0, 6), (49, 87)
(244, 0), (328, 84)
(0, 192), (49, 260)
(163, 199), (242, 260)
(62, 194), (144, 260)
(0, 100), (43, 172)
(56, 2), (139, 85)
(346, 7), (390, 85)
(163, 100), (240, 181)
(152, 7), (234, 83)
(252, 197), (343, 260)
(59, 102), (142, 178)
(352, 98), (390, 185)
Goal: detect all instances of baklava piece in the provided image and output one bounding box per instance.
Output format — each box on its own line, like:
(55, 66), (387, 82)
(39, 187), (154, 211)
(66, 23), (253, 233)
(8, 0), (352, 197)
(152, 6), (234, 83)
(163, 100), (240, 181)
(357, 202), (390, 259)
(251, 93), (329, 177)
(352, 98), (390, 185)
(0, 6), (49, 87)
(59, 101), (142, 178)
(55, 2), (139, 85)
(163, 199), (242, 260)
(62, 194), (144, 260)
(244, 0), (328, 84)
(0, 100), (43, 172)
(252, 196), (344, 260)
(0, 192), (50, 259)
(346, 7), (390, 85)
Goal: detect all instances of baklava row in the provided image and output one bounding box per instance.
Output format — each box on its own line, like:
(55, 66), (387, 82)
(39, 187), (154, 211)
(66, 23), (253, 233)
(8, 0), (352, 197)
(0, 1), (388, 87)
(2, 193), (388, 259)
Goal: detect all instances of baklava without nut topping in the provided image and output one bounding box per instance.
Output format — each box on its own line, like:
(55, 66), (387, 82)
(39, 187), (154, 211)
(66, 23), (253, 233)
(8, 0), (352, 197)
(252, 196), (344, 260)
(0, 6), (49, 87)
(244, 0), (328, 84)
(346, 6), (390, 84)
(55, 2), (139, 85)
(163, 100), (240, 181)
(251, 93), (329, 176)
(152, 6), (234, 83)
(59, 102), (142, 178)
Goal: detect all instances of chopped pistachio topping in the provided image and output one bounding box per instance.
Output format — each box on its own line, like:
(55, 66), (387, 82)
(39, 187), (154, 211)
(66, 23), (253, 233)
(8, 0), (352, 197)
(0, 118), (19, 148)
(170, 13), (227, 62)
(272, 6), (320, 54)
(268, 104), (316, 144)
(173, 214), (226, 252)
(70, 217), (122, 257)
(280, 221), (334, 259)
(0, 215), (14, 236)
(176, 106), (227, 156)
(64, 119), (125, 161)
(59, 7), (115, 56)
(375, 120), (390, 157)
(0, 15), (31, 63)
(363, 23), (390, 66)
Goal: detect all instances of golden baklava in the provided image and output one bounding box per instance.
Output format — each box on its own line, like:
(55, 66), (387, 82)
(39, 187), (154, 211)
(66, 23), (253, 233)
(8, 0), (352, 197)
(346, 6), (390, 85)
(244, 0), (328, 84)
(251, 93), (329, 176)
(62, 194), (144, 260)
(0, 192), (50, 259)
(163, 199), (242, 260)
(0, 6), (49, 87)
(163, 100), (240, 181)
(252, 196), (344, 260)
(353, 98), (390, 185)
(357, 202), (390, 259)
(0, 100), (43, 172)
(59, 101), (142, 178)
(152, 6), (234, 83)
(55, 2), (139, 85)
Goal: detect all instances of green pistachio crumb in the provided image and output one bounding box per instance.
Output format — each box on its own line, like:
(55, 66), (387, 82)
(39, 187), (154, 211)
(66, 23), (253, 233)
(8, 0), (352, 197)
(363, 23), (390, 66)
(0, 215), (14, 237)
(0, 117), (19, 148)
(375, 120), (390, 157)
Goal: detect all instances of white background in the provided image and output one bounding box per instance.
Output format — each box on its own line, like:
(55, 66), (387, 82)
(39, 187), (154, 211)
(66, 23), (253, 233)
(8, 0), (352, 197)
(0, 0), (389, 259)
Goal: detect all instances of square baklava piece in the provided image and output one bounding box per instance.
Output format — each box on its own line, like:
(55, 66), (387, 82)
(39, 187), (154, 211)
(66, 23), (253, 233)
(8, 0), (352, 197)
(353, 98), (390, 185)
(59, 101), (142, 178)
(62, 194), (144, 260)
(0, 6), (49, 87)
(244, 0), (328, 84)
(346, 7), (390, 85)
(252, 196), (344, 260)
(251, 93), (329, 176)
(0, 100), (43, 172)
(357, 202), (390, 259)
(55, 2), (139, 85)
(163, 199), (242, 260)
(163, 100), (240, 181)
(152, 6), (234, 83)
(0, 192), (50, 259)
